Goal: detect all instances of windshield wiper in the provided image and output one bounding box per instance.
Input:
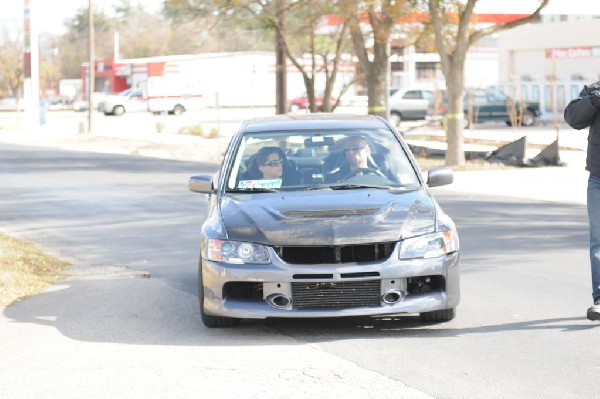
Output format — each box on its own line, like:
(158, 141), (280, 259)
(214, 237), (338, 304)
(328, 183), (395, 190)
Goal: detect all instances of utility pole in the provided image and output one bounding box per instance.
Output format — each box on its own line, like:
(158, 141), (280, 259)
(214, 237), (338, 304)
(87, 0), (94, 133)
(275, 0), (287, 114)
(23, 0), (40, 128)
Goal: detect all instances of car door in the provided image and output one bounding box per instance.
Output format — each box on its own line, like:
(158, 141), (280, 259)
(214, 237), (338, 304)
(486, 90), (510, 120)
(467, 89), (491, 122)
(127, 89), (148, 113)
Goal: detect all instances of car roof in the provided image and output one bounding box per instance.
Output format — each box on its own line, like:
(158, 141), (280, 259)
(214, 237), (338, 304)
(241, 113), (390, 133)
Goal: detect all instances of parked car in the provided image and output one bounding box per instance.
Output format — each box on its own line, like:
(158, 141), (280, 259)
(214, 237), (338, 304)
(289, 91), (337, 112)
(445, 88), (542, 128)
(98, 88), (148, 116)
(188, 113), (460, 328)
(388, 88), (435, 126)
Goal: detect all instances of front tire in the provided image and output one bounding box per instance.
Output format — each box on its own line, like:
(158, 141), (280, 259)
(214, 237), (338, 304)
(389, 112), (402, 127)
(521, 110), (536, 126)
(198, 261), (240, 328)
(112, 105), (125, 116)
(173, 104), (185, 116)
(419, 308), (456, 322)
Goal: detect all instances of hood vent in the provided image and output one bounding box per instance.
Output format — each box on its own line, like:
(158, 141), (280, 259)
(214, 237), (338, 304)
(279, 208), (379, 218)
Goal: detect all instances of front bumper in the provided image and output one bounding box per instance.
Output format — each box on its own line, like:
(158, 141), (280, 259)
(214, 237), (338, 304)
(200, 248), (460, 319)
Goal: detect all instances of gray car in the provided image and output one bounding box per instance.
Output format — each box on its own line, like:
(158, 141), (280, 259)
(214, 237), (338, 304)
(189, 114), (460, 328)
(388, 88), (435, 126)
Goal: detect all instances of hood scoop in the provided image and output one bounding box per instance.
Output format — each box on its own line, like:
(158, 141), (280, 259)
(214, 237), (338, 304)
(279, 207), (380, 218)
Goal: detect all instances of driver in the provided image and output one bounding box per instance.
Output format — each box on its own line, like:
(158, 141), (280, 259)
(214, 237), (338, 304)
(325, 135), (373, 183)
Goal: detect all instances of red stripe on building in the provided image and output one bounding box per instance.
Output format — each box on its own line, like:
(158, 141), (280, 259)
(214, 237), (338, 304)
(326, 12), (530, 26)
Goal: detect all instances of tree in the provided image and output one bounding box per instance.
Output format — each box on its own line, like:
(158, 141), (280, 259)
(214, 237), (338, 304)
(427, 0), (549, 166)
(163, 0), (275, 53)
(259, 0), (354, 112)
(163, 0), (354, 113)
(0, 26), (24, 101)
(56, 6), (114, 78)
(345, 0), (411, 120)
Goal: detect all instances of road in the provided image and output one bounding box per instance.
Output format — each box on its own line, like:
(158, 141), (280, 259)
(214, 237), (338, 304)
(0, 141), (598, 398)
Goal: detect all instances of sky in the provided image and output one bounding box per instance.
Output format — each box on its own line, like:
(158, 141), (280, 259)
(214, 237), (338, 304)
(3, 0), (162, 35)
(3, 0), (600, 36)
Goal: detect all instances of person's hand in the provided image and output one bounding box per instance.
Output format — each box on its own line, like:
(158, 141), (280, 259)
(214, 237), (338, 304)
(585, 81), (600, 108)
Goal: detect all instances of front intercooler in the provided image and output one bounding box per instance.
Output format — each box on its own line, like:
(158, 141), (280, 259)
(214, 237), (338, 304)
(291, 280), (381, 309)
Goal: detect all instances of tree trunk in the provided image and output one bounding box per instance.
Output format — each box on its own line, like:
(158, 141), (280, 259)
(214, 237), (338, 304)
(366, 40), (388, 119)
(444, 61), (466, 166)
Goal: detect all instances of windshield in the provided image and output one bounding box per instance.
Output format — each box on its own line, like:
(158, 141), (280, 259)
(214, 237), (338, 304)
(224, 128), (421, 193)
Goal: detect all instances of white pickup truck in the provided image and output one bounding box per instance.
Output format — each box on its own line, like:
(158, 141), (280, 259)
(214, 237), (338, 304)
(98, 88), (153, 116)
(99, 78), (201, 116)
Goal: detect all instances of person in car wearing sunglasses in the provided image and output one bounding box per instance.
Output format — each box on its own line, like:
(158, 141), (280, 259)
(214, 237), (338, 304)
(241, 146), (301, 186)
(325, 135), (383, 183)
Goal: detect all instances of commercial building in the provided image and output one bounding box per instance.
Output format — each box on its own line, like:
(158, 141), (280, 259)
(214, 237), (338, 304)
(497, 17), (600, 121)
(82, 52), (354, 108)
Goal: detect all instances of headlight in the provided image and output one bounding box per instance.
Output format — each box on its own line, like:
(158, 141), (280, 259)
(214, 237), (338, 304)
(399, 231), (459, 259)
(206, 239), (271, 264)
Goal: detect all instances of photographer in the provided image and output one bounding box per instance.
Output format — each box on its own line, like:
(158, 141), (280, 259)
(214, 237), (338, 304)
(564, 81), (600, 321)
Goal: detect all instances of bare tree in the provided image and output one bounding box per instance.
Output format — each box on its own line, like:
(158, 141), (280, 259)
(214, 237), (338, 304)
(427, 0), (549, 166)
(262, 0), (354, 112)
(0, 26), (24, 104)
(164, 0), (354, 113)
(346, 0), (410, 120)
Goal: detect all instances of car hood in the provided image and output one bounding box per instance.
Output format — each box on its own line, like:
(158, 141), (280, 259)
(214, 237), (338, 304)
(102, 94), (125, 101)
(219, 189), (436, 246)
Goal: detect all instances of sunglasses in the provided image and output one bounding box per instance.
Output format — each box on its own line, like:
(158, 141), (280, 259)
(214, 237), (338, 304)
(344, 144), (366, 152)
(263, 159), (283, 167)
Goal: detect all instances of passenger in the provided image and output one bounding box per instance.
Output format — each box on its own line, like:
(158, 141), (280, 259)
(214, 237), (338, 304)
(240, 146), (301, 186)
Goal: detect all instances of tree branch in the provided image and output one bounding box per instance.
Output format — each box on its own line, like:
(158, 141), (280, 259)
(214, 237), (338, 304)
(470, 0), (550, 45)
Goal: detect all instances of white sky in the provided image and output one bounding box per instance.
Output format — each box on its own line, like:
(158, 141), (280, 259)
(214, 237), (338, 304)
(3, 0), (600, 36)
(4, 0), (162, 35)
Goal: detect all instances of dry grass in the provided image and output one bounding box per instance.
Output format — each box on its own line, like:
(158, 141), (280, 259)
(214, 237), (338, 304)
(0, 232), (70, 306)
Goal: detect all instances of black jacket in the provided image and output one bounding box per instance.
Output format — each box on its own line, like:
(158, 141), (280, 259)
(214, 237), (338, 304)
(564, 81), (600, 177)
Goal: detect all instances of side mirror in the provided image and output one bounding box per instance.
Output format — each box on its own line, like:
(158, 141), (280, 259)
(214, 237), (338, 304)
(427, 167), (453, 187)
(188, 175), (214, 193)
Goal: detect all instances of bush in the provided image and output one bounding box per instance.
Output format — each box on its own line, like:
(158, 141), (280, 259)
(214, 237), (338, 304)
(178, 124), (204, 136)
(178, 124), (219, 139)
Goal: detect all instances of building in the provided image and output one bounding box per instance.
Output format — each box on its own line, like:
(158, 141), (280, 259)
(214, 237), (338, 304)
(81, 51), (355, 107)
(497, 18), (600, 121)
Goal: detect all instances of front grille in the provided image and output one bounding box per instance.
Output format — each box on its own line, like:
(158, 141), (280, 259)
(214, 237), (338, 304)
(275, 243), (395, 264)
(291, 280), (381, 309)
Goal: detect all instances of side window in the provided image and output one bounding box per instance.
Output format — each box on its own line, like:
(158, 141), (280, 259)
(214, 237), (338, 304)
(422, 91), (433, 101)
(468, 90), (486, 105)
(403, 90), (422, 100)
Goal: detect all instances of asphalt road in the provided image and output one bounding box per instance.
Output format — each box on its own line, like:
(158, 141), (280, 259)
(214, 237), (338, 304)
(1, 143), (598, 398)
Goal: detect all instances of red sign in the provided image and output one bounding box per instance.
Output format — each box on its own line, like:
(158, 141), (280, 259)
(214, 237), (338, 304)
(545, 47), (595, 59)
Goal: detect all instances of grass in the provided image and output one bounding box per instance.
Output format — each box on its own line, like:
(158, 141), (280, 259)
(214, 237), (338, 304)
(0, 232), (70, 306)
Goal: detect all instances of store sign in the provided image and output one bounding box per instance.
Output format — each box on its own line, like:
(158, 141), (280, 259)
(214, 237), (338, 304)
(546, 47), (600, 59)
